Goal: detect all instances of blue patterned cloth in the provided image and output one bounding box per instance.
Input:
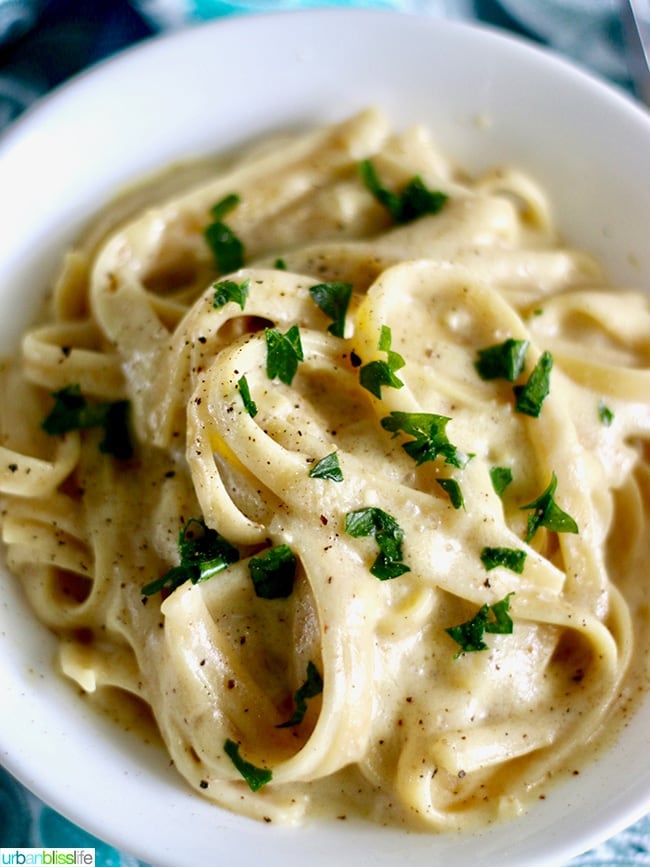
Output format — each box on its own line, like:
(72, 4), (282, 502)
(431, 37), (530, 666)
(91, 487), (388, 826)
(0, 1), (647, 865)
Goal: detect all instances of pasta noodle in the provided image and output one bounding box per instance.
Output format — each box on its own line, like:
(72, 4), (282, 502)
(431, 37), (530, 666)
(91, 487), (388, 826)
(1, 108), (650, 831)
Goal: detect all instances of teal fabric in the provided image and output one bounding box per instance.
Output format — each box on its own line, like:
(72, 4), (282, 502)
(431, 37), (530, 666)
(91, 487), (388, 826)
(189, 0), (405, 16)
(0, 2), (647, 865)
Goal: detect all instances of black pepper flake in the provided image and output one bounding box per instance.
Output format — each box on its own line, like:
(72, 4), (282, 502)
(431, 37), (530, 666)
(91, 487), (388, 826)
(199, 779), (209, 789)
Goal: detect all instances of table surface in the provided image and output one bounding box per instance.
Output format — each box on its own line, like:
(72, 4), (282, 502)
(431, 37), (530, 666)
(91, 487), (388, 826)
(0, 2), (648, 865)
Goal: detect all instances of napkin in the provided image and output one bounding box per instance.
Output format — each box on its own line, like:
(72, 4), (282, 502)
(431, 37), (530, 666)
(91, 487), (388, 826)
(498, 0), (635, 84)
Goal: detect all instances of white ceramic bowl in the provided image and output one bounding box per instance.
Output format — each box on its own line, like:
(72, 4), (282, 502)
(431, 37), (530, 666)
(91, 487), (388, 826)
(1, 9), (649, 866)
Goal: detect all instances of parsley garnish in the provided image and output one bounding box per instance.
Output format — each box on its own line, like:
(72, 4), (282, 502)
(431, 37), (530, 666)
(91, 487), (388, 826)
(480, 546), (527, 574)
(436, 478), (465, 509)
(41, 384), (132, 459)
(490, 466), (513, 496)
(141, 518), (239, 596)
(204, 193), (244, 274)
(598, 399), (614, 427)
(274, 258), (287, 270)
(381, 411), (469, 469)
(359, 159), (448, 224)
(276, 661), (323, 728)
(520, 472), (579, 543)
(212, 277), (249, 310)
(309, 281), (352, 338)
(475, 339), (529, 382)
(224, 739), (272, 791)
(237, 375), (257, 417)
(210, 193), (240, 222)
(344, 506), (410, 580)
(359, 325), (405, 398)
(308, 451), (343, 482)
(265, 324), (304, 385)
(446, 593), (515, 657)
(248, 544), (297, 599)
(514, 350), (553, 417)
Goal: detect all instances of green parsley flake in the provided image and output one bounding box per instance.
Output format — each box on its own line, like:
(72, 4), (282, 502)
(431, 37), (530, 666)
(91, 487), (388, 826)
(204, 194), (244, 274)
(309, 281), (352, 338)
(475, 339), (529, 382)
(359, 325), (405, 398)
(513, 350), (553, 417)
(480, 546), (527, 574)
(598, 399), (614, 427)
(212, 277), (249, 310)
(308, 451), (343, 482)
(446, 593), (515, 657)
(210, 193), (240, 222)
(344, 506), (410, 580)
(141, 518), (239, 596)
(265, 324), (304, 385)
(41, 384), (132, 460)
(436, 478), (465, 510)
(381, 411), (470, 469)
(520, 472), (579, 543)
(489, 466), (513, 496)
(224, 739), (272, 792)
(237, 375), (257, 417)
(359, 159), (448, 224)
(276, 661), (324, 728)
(248, 544), (297, 599)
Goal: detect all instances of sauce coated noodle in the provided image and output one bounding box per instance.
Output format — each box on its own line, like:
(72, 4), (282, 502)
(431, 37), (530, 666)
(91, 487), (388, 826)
(1, 109), (650, 830)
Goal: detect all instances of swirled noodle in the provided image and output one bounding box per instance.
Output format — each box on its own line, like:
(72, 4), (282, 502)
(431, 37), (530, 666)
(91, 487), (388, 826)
(1, 108), (649, 831)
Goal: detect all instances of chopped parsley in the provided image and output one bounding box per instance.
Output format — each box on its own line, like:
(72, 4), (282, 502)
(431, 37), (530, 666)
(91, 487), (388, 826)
(359, 325), (405, 398)
(141, 517), (239, 596)
(248, 544), (297, 599)
(265, 324), (304, 385)
(436, 478), (465, 510)
(598, 399), (614, 427)
(381, 411), (469, 469)
(308, 451), (343, 482)
(359, 159), (448, 224)
(204, 193), (244, 274)
(480, 546), (527, 574)
(514, 350), (553, 417)
(276, 661), (323, 728)
(446, 593), (515, 657)
(212, 277), (249, 310)
(223, 739), (272, 791)
(474, 338), (529, 382)
(475, 340), (553, 417)
(237, 375), (257, 417)
(520, 472), (579, 543)
(344, 506), (410, 580)
(41, 384), (132, 459)
(308, 281), (352, 338)
(274, 258), (287, 270)
(490, 466), (513, 496)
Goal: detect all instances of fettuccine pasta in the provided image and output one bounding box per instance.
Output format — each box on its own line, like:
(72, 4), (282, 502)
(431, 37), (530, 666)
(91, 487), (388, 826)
(1, 108), (649, 830)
